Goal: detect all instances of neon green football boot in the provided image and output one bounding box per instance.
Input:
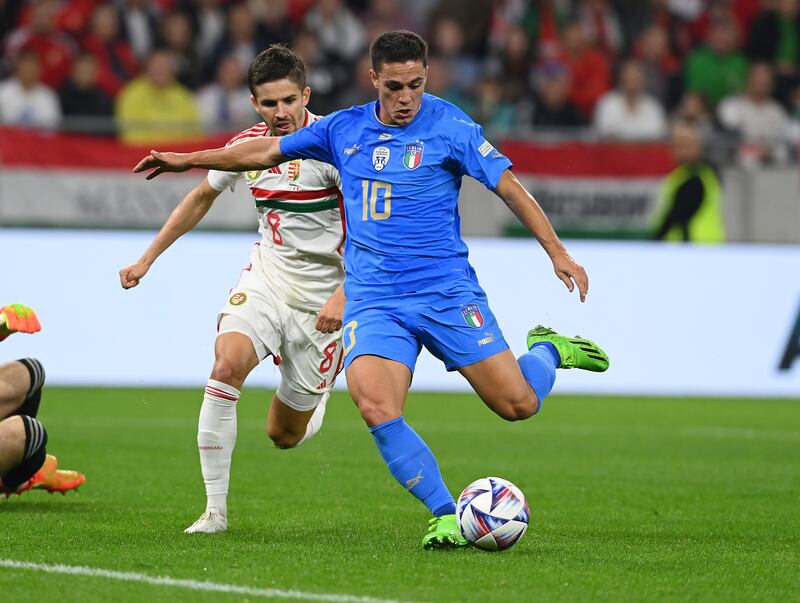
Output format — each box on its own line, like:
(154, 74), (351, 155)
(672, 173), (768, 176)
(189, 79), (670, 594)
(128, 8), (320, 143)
(526, 325), (610, 372)
(422, 514), (468, 550)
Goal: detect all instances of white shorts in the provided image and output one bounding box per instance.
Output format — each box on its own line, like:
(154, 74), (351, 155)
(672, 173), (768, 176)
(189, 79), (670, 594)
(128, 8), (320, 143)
(217, 259), (343, 412)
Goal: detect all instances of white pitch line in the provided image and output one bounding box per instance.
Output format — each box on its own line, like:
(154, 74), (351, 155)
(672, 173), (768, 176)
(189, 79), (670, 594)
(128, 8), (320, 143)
(0, 559), (415, 603)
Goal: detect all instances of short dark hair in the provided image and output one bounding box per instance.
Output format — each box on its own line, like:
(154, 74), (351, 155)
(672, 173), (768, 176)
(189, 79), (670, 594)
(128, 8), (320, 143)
(247, 44), (307, 95)
(370, 30), (428, 73)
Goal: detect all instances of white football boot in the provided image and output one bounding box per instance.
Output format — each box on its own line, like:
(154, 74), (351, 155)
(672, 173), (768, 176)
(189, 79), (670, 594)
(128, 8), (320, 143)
(184, 508), (227, 533)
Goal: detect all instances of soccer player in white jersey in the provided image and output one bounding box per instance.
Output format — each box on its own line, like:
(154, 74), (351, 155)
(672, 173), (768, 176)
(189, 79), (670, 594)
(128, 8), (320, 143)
(119, 46), (345, 533)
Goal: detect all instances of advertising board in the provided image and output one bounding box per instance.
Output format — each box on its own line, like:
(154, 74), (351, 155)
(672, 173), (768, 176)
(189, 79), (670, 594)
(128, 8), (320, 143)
(3, 229), (798, 396)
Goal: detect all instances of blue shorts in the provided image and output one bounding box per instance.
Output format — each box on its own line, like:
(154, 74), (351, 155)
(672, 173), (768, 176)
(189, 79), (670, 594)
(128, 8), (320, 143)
(342, 279), (509, 374)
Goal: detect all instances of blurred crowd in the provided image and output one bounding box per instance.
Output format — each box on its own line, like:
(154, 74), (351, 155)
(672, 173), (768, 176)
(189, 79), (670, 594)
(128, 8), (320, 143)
(1, 0), (799, 163)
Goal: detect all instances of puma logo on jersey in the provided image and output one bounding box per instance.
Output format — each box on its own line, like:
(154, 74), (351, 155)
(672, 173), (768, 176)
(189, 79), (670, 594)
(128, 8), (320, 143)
(478, 334), (495, 346)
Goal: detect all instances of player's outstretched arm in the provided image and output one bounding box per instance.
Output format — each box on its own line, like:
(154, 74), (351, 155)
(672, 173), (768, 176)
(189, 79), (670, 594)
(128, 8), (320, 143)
(315, 284), (345, 334)
(119, 178), (222, 289)
(494, 170), (589, 302)
(133, 137), (288, 180)
(0, 304), (41, 341)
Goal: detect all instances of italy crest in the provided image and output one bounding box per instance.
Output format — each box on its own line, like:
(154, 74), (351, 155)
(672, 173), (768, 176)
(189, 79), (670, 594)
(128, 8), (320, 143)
(461, 304), (484, 328)
(403, 142), (424, 170)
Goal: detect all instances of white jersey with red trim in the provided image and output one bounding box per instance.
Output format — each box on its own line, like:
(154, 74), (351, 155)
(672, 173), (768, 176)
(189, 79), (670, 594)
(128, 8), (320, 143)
(207, 111), (344, 313)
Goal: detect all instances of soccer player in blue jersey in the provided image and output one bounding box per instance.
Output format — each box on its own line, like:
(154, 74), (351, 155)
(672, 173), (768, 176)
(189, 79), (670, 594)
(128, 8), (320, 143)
(135, 31), (609, 549)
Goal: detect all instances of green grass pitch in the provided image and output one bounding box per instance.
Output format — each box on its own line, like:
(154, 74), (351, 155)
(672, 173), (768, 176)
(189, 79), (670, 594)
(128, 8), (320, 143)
(0, 388), (798, 602)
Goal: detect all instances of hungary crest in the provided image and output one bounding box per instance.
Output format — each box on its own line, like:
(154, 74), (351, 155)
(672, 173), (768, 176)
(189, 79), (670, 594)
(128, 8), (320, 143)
(403, 142), (424, 170)
(287, 159), (301, 181)
(461, 304), (484, 328)
(229, 292), (247, 306)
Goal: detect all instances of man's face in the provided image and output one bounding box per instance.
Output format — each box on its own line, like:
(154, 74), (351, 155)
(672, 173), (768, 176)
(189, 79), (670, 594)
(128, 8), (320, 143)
(217, 55), (243, 90)
(539, 72), (569, 105)
(250, 78), (310, 136)
(16, 54), (41, 87)
(146, 52), (175, 88)
(778, 0), (799, 18)
(747, 65), (773, 100)
(73, 56), (99, 87)
(562, 23), (585, 54)
(370, 60), (427, 126)
(671, 124), (701, 164)
(708, 23), (736, 54)
(31, 0), (58, 34)
(620, 62), (645, 96)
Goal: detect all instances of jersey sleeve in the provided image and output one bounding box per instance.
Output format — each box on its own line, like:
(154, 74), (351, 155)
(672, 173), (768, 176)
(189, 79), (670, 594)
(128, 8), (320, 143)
(207, 168), (241, 192)
(207, 133), (255, 191)
(279, 115), (336, 165)
(450, 119), (512, 190)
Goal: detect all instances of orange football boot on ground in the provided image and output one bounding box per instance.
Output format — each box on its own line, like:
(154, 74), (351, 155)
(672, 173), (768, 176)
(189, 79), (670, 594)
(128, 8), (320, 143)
(11, 454), (85, 496)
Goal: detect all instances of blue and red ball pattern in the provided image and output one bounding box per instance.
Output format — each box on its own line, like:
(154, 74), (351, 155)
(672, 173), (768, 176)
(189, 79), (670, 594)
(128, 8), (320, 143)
(456, 477), (530, 551)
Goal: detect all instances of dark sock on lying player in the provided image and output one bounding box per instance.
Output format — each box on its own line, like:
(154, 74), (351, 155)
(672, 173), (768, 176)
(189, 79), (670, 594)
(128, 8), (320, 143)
(15, 358), (45, 418)
(1, 415), (48, 492)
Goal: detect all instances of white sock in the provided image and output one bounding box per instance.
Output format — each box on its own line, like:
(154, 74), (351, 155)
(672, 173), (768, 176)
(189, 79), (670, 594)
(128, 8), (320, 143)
(198, 379), (239, 517)
(297, 392), (328, 446)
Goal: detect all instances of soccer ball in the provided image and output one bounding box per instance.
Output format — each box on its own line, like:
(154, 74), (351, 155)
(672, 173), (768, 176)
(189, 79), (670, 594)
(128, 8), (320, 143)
(456, 477), (529, 551)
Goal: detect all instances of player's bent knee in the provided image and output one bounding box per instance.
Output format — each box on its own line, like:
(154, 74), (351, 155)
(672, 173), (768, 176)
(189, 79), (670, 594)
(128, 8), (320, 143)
(491, 392), (537, 422)
(355, 397), (399, 427)
(509, 403), (536, 421)
(210, 357), (250, 388)
(266, 425), (304, 449)
(272, 436), (302, 449)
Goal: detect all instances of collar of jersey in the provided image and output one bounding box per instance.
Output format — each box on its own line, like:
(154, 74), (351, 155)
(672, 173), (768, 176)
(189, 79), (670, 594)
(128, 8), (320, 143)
(372, 94), (429, 130)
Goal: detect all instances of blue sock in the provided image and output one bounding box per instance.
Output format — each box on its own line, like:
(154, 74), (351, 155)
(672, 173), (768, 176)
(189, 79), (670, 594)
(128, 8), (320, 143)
(369, 417), (455, 516)
(517, 343), (559, 413)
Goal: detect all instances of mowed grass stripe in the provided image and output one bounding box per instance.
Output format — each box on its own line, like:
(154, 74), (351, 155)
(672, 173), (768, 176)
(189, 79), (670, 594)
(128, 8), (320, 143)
(0, 560), (416, 603)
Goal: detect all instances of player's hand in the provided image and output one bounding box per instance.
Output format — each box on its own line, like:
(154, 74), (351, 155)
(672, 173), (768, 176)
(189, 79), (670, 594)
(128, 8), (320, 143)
(551, 252), (589, 302)
(119, 261), (151, 289)
(0, 304), (41, 341)
(133, 151), (191, 180)
(316, 285), (345, 334)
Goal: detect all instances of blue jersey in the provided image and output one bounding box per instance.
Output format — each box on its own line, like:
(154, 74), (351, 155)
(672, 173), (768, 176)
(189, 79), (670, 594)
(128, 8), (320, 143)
(279, 93), (512, 300)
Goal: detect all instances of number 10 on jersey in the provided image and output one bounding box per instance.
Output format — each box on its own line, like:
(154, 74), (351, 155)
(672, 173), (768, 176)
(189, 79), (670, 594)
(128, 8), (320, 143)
(362, 180), (392, 221)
